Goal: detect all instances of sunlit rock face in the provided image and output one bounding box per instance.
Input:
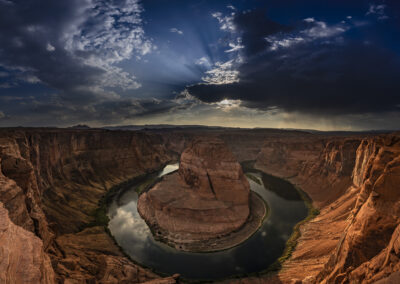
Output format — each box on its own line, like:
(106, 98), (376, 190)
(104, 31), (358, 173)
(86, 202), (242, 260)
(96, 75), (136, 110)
(0, 202), (55, 284)
(179, 138), (250, 204)
(249, 133), (400, 284)
(138, 138), (250, 249)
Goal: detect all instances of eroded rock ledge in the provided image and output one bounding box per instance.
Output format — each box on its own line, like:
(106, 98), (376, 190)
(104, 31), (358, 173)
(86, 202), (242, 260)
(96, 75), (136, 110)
(138, 138), (266, 252)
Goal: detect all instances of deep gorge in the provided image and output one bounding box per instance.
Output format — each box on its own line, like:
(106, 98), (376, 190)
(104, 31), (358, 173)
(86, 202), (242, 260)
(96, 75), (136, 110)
(0, 128), (399, 283)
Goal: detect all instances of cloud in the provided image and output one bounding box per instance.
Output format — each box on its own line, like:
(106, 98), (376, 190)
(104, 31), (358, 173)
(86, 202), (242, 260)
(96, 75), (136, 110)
(170, 28), (183, 35)
(46, 43), (55, 52)
(0, 0), (151, 104)
(0, 0), (163, 126)
(225, 38), (244, 53)
(302, 20), (346, 38)
(215, 99), (241, 112)
(197, 9), (244, 86)
(0, 94), (183, 127)
(63, 0), (151, 64)
(201, 59), (240, 85)
(0, 111), (5, 119)
(266, 36), (305, 51)
(187, 11), (400, 117)
(266, 20), (347, 51)
(212, 11), (235, 32)
(366, 4), (388, 20)
(195, 56), (212, 67)
(234, 9), (290, 55)
(303, 17), (315, 23)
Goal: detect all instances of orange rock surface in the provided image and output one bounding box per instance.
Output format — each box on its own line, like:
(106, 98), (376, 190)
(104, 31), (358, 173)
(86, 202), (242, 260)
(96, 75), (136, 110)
(232, 133), (400, 283)
(0, 201), (55, 283)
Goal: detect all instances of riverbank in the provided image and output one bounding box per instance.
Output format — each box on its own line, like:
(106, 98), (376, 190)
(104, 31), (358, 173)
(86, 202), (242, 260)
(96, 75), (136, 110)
(107, 162), (310, 281)
(244, 169), (320, 274)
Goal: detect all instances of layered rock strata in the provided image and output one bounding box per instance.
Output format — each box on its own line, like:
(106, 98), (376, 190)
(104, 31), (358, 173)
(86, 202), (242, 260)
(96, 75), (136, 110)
(138, 138), (265, 251)
(1, 127), (400, 283)
(226, 133), (400, 283)
(0, 129), (177, 283)
(0, 201), (54, 284)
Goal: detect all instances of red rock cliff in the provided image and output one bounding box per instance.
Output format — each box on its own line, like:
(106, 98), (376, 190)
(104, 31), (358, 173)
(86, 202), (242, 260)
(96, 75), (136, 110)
(318, 134), (400, 283)
(247, 133), (400, 283)
(0, 201), (55, 283)
(0, 128), (176, 283)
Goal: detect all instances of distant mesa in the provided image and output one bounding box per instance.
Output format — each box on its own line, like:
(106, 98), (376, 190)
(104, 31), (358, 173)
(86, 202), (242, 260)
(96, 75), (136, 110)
(68, 124), (91, 129)
(138, 137), (266, 252)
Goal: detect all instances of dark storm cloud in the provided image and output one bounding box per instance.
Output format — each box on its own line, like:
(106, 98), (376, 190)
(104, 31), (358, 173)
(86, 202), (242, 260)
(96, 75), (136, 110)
(187, 9), (400, 115)
(0, 0), (154, 116)
(234, 9), (291, 56)
(0, 0), (100, 92)
(0, 94), (182, 126)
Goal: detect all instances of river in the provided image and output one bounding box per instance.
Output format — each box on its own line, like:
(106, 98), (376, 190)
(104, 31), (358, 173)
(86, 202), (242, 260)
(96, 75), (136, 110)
(107, 163), (308, 280)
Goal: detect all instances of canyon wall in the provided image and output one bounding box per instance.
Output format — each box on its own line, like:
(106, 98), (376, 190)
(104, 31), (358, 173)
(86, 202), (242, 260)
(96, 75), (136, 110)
(0, 201), (54, 284)
(154, 128), (314, 162)
(251, 133), (400, 283)
(319, 134), (400, 283)
(1, 127), (399, 283)
(0, 129), (177, 283)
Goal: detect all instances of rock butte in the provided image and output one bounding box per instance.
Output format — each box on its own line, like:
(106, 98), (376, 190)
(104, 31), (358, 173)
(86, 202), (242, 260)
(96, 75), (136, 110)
(138, 138), (266, 251)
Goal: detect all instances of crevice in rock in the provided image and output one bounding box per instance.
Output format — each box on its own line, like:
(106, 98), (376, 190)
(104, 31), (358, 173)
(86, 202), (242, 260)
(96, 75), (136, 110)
(206, 171), (216, 197)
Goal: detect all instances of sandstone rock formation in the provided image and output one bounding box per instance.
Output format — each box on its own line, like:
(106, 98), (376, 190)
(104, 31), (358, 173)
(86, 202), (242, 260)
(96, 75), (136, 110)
(230, 133), (400, 283)
(0, 201), (55, 284)
(0, 129), (178, 283)
(55, 226), (162, 283)
(138, 138), (256, 251)
(179, 138), (250, 204)
(317, 134), (400, 283)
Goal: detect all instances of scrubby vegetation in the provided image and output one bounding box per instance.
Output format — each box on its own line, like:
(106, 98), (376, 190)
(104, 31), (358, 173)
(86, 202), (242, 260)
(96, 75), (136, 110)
(267, 187), (319, 272)
(241, 163), (320, 274)
(84, 174), (149, 228)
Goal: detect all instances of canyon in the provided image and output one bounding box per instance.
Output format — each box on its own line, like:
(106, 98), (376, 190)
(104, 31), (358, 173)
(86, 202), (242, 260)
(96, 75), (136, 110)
(0, 127), (399, 283)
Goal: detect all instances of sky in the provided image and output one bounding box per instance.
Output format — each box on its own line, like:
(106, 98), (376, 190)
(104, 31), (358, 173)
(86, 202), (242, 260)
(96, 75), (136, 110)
(0, 0), (399, 130)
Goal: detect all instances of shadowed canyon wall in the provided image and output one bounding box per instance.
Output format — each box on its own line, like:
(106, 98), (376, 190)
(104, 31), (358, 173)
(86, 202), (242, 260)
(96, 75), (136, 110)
(0, 129), (178, 283)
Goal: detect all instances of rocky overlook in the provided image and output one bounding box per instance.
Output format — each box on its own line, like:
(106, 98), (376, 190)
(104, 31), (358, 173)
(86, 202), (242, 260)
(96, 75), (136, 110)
(138, 138), (266, 251)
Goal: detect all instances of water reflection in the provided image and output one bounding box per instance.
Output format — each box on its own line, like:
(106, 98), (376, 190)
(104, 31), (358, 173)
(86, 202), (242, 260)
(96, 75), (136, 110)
(107, 164), (308, 280)
(157, 164), (179, 177)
